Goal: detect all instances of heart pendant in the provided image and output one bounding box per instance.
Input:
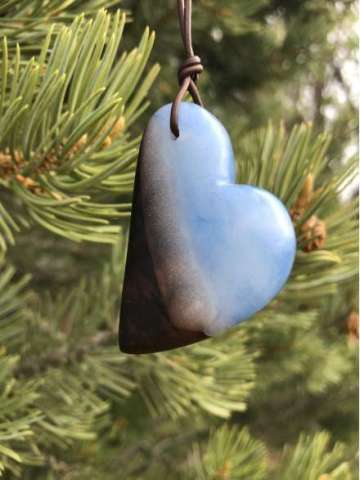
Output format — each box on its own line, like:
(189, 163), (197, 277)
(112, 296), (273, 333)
(119, 103), (296, 354)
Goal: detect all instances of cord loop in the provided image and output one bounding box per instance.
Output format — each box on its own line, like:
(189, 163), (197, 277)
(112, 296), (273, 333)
(170, 0), (204, 138)
(177, 55), (203, 84)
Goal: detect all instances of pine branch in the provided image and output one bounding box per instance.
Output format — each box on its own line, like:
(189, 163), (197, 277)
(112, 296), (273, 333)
(0, 0), (127, 50)
(0, 9), (159, 247)
(187, 425), (268, 480)
(132, 332), (256, 419)
(0, 264), (43, 476)
(186, 427), (354, 480)
(245, 309), (355, 396)
(275, 432), (354, 480)
(0, 262), (30, 348)
(240, 308), (357, 450)
(237, 123), (358, 303)
(0, 261), (133, 474)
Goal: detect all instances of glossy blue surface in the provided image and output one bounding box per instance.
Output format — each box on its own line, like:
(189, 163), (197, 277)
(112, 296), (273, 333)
(141, 102), (296, 336)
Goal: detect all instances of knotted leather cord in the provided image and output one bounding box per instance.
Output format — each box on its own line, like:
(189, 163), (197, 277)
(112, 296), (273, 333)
(170, 0), (204, 138)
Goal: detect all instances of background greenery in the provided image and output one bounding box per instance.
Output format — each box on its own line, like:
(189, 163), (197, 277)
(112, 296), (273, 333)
(0, 1), (358, 478)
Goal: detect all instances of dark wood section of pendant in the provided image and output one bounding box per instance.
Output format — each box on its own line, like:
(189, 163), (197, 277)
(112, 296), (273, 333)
(119, 149), (207, 354)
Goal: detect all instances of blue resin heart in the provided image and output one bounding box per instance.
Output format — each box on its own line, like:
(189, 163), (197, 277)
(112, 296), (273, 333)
(138, 102), (296, 337)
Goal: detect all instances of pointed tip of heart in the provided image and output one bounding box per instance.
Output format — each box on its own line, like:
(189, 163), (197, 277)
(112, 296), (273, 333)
(119, 277), (208, 353)
(119, 290), (208, 354)
(119, 321), (207, 355)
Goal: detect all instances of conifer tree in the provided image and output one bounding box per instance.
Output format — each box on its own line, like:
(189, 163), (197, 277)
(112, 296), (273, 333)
(0, 1), (357, 479)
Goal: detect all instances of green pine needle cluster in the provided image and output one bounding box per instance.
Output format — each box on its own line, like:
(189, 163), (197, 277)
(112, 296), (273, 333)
(187, 427), (353, 480)
(0, 9), (159, 250)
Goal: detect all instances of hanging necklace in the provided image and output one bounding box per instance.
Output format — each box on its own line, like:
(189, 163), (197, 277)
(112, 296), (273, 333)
(119, 0), (296, 354)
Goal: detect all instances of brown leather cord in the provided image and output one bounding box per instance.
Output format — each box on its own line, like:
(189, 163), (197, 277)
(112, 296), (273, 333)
(170, 0), (204, 138)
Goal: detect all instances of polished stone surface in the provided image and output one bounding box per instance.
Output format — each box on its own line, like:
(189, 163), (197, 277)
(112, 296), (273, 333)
(119, 102), (296, 352)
